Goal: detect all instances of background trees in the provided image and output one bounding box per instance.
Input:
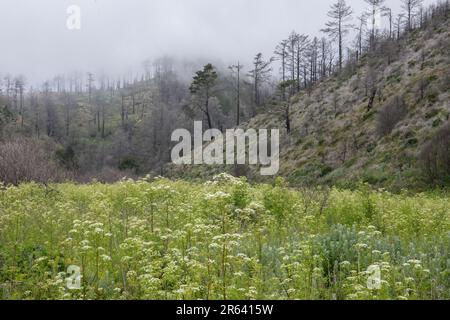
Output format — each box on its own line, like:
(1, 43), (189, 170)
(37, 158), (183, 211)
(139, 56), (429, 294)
(0, 138), (68, 185)
(295, 34), (310, 91)
(420, 124), (450, 186)
(321, 0), (353, 71)
(248, 53), (274, 115)
(402, 0), (424, 30)
(275, 40), (289, 99)
(382, 6), (394, 39)
(229, 62), (244, 126)
(364, 0), (385, 47)
(0, 0), (448, 186)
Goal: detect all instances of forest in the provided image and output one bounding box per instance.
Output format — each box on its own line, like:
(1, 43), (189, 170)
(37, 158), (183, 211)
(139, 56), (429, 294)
(0, 1), (447, 188)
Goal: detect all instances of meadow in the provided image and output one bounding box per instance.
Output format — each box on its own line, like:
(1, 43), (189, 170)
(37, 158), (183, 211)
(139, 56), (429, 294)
(0, 174), (448, 300)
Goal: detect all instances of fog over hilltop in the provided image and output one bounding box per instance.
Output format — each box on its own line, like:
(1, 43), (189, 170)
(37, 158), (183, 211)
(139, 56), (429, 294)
(0, 0), (435, 84)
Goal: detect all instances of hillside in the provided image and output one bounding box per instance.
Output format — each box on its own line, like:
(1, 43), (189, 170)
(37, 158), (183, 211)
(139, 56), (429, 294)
(173, 15), (450, 191)
(1, 3), (449, 191)
(0, 59), (256, 183)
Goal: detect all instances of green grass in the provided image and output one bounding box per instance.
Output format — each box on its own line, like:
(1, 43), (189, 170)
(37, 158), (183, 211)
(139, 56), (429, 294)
(0, 175), (448, 300)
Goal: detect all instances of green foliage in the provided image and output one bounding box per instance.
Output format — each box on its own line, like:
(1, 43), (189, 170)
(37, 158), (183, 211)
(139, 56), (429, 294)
(420, 124), (450, 186)
(362, 170), (389, 186)
(425, 109), (440, 119)
(363, 109), (376, 122)
(189, 64), (218, 95)
(0, 106), (14, 125)
(0, 175), (448, 300)
(56, 146), (78, 170)
(432, 118), (443, 128)
(118, 158), (140, 172)
(426, 91), (439, 104)
(292, 163), (335, 185)
(263, 180), (295, 222)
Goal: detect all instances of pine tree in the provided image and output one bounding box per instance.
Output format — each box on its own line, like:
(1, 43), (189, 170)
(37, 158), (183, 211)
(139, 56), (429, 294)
(189, 64), (218, 129)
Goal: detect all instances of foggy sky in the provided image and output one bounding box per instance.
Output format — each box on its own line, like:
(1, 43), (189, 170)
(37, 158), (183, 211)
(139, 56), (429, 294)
(0, 0), (436, 85)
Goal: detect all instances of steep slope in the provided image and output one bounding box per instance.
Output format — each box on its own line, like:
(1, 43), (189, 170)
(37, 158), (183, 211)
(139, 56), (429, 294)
(171, 16), (450, 190)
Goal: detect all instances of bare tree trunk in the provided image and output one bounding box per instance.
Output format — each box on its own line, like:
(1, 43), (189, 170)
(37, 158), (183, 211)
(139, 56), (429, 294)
(285, 102), (291, 134)
(205, 89), (213, 129)
(102, 104), (105, 138)
(237, 66), (240, 126)
(121, 95), (125, 128)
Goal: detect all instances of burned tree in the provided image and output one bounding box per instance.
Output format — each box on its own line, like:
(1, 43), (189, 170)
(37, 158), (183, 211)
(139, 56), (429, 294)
(364, 0), (385, 48)
(321, 0), (353, 71)
(296, 34), (310, 91)
(229, 62), (244, 126)
(275, 39), (289, 99)
(248, 53), (274, 115)
(402, 0), (424, 31)
(420, 123), (450, 185)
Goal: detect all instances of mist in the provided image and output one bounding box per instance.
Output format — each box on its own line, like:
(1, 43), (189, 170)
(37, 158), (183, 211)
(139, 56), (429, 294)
(0, 0), (435, 85)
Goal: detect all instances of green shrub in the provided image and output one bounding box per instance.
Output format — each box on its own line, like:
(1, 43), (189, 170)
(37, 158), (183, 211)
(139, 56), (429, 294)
(118, 157), (140, 172)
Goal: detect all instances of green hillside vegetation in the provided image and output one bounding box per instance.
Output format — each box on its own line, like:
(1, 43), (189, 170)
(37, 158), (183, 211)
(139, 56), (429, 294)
(172, 14), (450, 191)
(274, 22), (450, 189)
(1, 4), (449, 191)
(0, 59), (256, 183)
